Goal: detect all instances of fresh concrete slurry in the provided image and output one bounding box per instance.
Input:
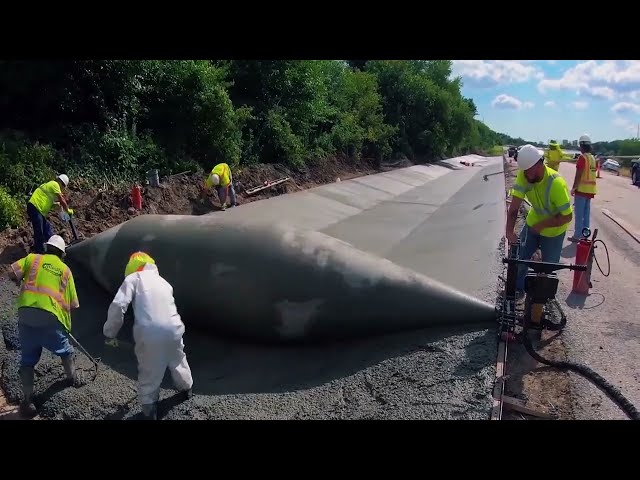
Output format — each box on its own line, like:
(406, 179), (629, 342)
(1, 155), (505, 420)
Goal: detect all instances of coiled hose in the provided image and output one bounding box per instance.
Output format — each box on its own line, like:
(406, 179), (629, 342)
(520, 315), (640, 420)
(593, 239), (611, 277)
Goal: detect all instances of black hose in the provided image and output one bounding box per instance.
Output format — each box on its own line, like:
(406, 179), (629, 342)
(520, 319), (640, 420)
(543, 299), (567, 331)
(593, 239), (610, 277)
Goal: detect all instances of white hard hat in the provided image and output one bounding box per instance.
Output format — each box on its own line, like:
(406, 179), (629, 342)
(45, 235), (66, 254)
(579, 134), (591, 144)
(57, 174), (69, 187)
(516, 144), (544, 171)
(209, 173), (220, 186)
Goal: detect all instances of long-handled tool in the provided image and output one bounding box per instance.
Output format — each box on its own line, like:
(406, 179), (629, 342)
(483, 171), (504, 181)
(67, 332), (100, 381)
(69, 217), (81, 244)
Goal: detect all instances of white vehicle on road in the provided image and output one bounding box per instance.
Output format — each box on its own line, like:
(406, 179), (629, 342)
(600, 158), (620, 175)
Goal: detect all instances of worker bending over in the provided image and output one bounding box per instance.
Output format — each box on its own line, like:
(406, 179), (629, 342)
(8, 235), (82, 418)
(103, 252), (193, 420)
(568, 134), (597, 242)
(543, 140), (566, 171)
(506, 144), (573, 296)
(27, 174), (74, 254)
(202, 162), (238, 211)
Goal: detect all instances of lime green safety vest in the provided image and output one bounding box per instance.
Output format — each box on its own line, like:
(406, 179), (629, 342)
(28, 180), (62, 216)
(12, 253), (79, 332)
(544, 148), (563, 171)
(205, 163), (232, 188)
(511, 166), (573, 237)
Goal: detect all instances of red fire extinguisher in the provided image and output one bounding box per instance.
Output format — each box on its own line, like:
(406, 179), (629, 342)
(131, 185), (143, 210)
(573, 228), (597, 295)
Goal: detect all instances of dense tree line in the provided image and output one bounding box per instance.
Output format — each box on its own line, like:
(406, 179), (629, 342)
(0, 60), (506, 228)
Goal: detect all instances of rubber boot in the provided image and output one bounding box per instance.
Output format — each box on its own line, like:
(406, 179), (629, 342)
(19, 366), (37, 418)
(61, 356), (84, 388)
(141, 403), (157, 420)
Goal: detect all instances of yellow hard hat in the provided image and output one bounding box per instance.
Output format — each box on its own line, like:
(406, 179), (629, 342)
(124, 251), (156, 278)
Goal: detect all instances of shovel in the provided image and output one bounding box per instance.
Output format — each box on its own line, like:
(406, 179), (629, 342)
(67, 332), (101, 381)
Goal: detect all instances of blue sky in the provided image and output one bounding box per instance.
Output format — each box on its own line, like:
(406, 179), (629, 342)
(451, 60), (640, 143)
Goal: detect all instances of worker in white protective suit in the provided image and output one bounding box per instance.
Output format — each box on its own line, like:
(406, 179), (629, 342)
(103, 251), (193, 420)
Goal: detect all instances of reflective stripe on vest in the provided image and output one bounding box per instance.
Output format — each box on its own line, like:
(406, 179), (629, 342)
(514, 173), (570, 217)
(577, 153), (597, 194)
(20, 255), (72, 315)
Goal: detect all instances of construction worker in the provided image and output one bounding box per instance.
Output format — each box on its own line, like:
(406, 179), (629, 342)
(7, 235), (82, 418)
(543, 140), (566, 171)
(27, 174), (74, 254)
(202, 162), (238, 211)
(103, 251), (193, 420)
(505, 144), (573, 296)
(568, 134), (598, 242)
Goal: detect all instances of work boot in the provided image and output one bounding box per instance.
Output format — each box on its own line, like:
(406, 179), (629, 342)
(181, 388), (193, 401)
(61, 356), (85, 388)
(141, 403), (157, 420)
(19, 366), (37, 418)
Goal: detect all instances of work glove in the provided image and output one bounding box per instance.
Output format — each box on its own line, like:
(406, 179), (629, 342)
(59, 211), (71, 222)
(66, 208), (74, 216)
(104, 338), (119, 348)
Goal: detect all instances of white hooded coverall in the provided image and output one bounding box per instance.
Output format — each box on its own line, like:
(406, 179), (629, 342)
(103, 264), (193, 407)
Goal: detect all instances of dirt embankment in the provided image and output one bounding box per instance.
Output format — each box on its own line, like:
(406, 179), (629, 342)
(500, 155), (574, 420)
(0, 155), (413, 273)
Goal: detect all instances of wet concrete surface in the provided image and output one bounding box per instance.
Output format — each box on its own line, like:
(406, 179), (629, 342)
(552, 163), (640, 420)
(1, 155), (505, 420)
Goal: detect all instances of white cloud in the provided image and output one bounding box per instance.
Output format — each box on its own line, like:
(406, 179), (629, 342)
(547, 60), (557, 65)
(580, 86), (616, 100)
(572, 101), (589, 110)
(613, 116), (638, 135)
(491, 94), (534, 110)
(625, 90), (640, 101)
(611, 102), (640, 114)
(538, 61), (640, 100)
(452, 60), (543, 88)
(544, 101), (557, 108)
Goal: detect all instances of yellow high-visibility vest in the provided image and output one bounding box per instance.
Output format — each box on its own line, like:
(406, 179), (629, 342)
(544, 149), (563, 171)
(510, 166), (573, 237)
(11, 253), (79, 332)
(28, 180), (62, 216)
(576, 153), (597, 195)
(205, 163), (232, 188)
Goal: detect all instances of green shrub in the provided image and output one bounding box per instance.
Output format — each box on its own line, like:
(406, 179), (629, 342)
(0, 186), (22, 229)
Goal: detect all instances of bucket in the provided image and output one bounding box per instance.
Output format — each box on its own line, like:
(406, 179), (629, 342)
(147, 169), (160, 187)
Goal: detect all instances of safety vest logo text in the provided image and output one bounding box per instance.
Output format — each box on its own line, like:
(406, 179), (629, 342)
(42, 263), (63, 277)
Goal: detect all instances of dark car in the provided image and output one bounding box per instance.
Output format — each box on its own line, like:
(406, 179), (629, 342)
(508, 146), (517, 158)
(631, 159), (640, 186)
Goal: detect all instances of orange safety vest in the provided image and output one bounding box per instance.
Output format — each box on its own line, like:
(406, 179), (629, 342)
(576, 153), (598, 195)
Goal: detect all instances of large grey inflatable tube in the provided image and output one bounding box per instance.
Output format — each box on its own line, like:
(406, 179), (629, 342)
(66, 214), (497, 343)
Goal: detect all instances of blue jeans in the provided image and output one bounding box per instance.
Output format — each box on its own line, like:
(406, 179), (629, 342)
(516, 224), (566, 291)
(573, 195), (591, 238)
(216, 183), (237, 206)
(27, 202), (54, 254)
(19, 322), (74, 368)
